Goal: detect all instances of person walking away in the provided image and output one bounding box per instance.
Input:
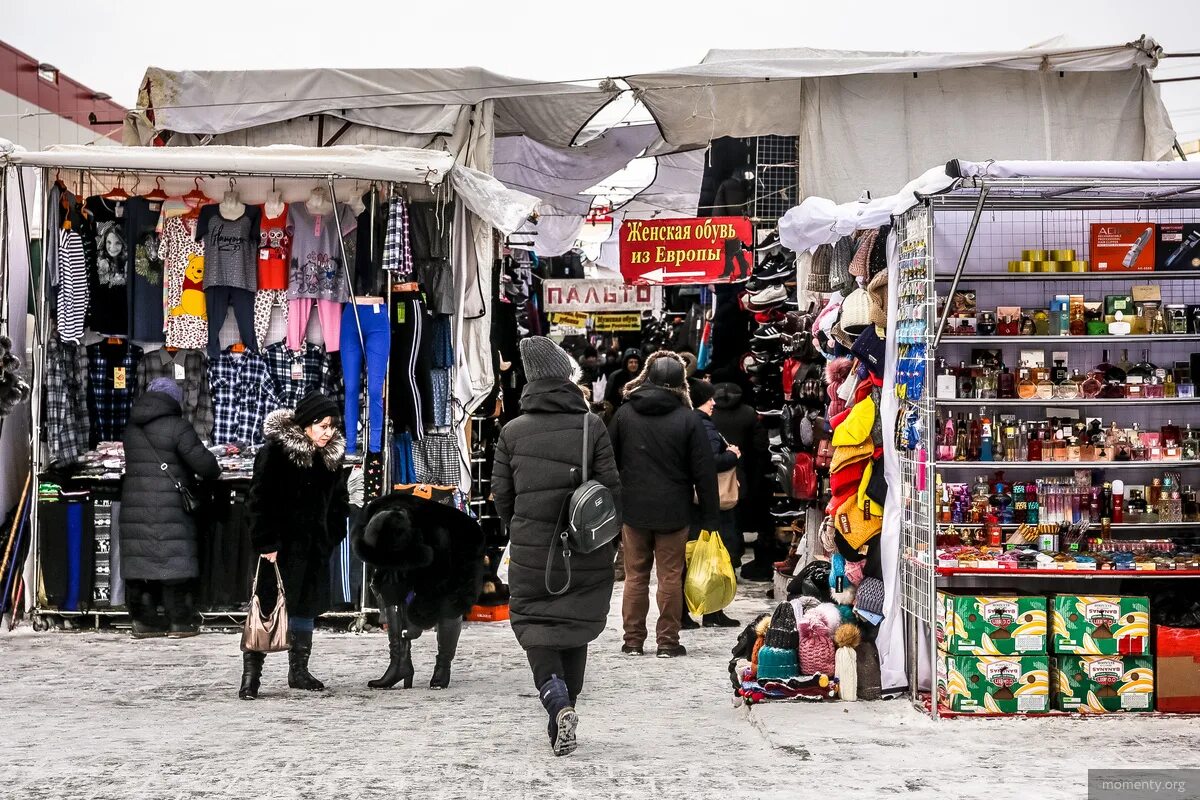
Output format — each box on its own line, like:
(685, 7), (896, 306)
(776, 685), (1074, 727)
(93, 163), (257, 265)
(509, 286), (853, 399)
(609, 351), (719, 658)
(711, 382), (758, 563)
(120, 378), (221, 638)
(603, 348), (642, 410)
(492, 336), (621, 757)
(241, 391), (349, 699)
(683, 377), (741, 629)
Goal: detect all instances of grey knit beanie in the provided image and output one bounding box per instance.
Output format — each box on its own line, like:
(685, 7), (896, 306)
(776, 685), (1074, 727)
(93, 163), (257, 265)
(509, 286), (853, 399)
(147, 377), (183, 405)
(829, 235), (856, 295)
(519, 336), (576, 382)
(806, 244), (833, 294)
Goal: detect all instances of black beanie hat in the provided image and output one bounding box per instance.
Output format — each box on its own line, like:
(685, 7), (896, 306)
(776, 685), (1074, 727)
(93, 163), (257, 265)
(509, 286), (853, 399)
(293, 391), (340, 428)
(689, 377), (716, 407)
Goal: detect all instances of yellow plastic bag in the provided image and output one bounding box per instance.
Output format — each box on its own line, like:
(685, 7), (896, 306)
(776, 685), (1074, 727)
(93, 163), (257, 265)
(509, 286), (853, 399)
(684, 530), (737, 615)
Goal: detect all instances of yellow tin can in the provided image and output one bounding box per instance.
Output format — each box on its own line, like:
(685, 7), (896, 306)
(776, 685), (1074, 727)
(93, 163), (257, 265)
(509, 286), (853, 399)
(1023, 249), (1050, 262)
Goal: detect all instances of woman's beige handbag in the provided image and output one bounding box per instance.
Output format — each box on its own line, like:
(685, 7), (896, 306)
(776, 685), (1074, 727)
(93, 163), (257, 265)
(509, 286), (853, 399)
(241, 560), (289, 653)
(716, 468), (741, 511)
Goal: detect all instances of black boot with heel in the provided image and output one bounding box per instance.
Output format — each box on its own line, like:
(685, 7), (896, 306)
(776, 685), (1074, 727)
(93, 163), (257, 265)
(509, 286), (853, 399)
(287, 630), (325, 691)
(429, 616), (462, 690)
(369, 605), (414, 689)
(239, 651), (265, 700)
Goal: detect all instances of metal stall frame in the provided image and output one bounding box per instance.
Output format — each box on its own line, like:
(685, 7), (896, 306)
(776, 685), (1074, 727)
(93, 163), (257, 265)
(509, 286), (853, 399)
(1, 148), (448, 633)
(900, 173), (1200, 719)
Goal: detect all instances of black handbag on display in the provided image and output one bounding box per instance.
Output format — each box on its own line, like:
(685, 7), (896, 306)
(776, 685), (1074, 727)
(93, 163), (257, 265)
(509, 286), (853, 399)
(138, 427), (203, 515)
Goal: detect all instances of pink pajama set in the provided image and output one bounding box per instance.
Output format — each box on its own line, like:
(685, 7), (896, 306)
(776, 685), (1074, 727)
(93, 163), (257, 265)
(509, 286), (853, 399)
(286, 203), (358, 352)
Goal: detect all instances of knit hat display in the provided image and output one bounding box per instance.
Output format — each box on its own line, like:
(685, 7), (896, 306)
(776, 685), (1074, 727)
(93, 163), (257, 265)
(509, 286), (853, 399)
(838, 288), (873, 333)
(519, 336), (576, 382)
(850, 326), (885, 379)
(854, 576), (886, 626)
(147, 377), (184, 405)
(688, 377), (716, 407)
(867, 225), (890, 279)
(829, 452), (870, 499)
(848, 229), (879, 279)
(834, 622), (861, 702)
(831, 395), (876, 447)
(867, 268), (889, 330)
(843, 558), (866, 587)
(798, 606), (837, 676)
(829, 554), (856, 605)
(756, 602), (801, 681)
(834, 493), (883, 550)
(293, 391), (339, 427)
(856, 639), (884, 700)
(806, 244), (834, 294)
(829, 236), (856, 294)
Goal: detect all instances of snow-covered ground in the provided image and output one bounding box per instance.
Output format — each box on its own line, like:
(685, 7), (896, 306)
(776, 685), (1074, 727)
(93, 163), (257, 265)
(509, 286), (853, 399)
(2, 581), (1197, 799)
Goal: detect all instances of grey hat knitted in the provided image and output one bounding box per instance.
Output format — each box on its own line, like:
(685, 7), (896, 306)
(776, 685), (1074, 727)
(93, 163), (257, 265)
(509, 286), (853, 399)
(806, 244), (833, 294)
(829, 235), (857, 295)
(147, 377), (183, 405)
(854, 576), (886, 618)
(519, 336), (576, 382)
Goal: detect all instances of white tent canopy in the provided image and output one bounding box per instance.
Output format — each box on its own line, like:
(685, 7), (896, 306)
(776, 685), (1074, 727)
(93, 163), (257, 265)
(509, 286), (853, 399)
(625, 37), (1177, 202)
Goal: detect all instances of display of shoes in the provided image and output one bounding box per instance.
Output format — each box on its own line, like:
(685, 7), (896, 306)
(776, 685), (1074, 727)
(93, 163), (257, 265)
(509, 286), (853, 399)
(770, 499), (804, 519)
(753, 325), (783, 341)
(749, 284), (788, 307)
(755, 255), (796, 282)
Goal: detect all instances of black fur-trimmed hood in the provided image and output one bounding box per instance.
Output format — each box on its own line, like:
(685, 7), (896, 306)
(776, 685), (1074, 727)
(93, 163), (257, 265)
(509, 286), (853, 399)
(621, 350), (693, 407)
(263, 408), (346, 471)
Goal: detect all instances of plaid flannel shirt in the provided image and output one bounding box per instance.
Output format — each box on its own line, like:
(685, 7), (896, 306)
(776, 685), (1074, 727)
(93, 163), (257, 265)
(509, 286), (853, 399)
(135, 348), (214, 442)
(381, 197), (413, 278)
(262, 341), (327, 410)
(44, 337), (91, 465)
(208, 350), (280, 446)
(86, 340), (145, 445)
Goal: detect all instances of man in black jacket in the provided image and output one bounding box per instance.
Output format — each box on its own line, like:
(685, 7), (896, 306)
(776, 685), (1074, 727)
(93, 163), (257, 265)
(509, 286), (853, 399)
(602, 348), (642, 411)
(609, 352), (719, 658)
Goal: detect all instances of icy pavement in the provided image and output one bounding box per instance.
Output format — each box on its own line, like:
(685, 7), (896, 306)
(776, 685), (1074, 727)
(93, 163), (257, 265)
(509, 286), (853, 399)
(1, 581), (1198, 800)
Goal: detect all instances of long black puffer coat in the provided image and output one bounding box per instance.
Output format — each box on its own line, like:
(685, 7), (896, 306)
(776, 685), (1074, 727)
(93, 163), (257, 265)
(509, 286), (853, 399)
(119, 391), (221, 581)
(351, 491), (485, 630)
(492, 379), (622, 651)
(245, 408), (349, 618)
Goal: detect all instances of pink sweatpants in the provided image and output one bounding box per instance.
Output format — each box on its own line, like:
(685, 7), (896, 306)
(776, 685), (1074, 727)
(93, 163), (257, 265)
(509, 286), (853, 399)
(288, 298), (343, 351)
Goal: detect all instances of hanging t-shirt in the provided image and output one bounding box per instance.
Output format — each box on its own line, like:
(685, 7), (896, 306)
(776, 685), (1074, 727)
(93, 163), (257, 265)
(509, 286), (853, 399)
(84, 196), (130, 335)
(257, 204), (292, 291)
(195, 205), (260, 292)
(352, 194), (389, 297)
(160, 215), (209, 350)
(124, 197), (165, 342)
(288, 203), (358, 303)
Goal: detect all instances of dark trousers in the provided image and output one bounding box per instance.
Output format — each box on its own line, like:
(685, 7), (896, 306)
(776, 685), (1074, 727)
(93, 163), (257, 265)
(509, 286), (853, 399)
(205, 285), (258, 358)
(125, 578), (195, 625)
(526, 645), (588, 705)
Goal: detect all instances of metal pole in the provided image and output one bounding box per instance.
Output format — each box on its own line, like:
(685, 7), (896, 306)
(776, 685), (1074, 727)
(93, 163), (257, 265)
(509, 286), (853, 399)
(326, 176), (368, 449)
(932, 186), (988, 349)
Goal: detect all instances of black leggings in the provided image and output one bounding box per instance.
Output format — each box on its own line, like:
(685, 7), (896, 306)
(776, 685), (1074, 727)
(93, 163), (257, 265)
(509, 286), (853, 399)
(526, 645), (588, 705)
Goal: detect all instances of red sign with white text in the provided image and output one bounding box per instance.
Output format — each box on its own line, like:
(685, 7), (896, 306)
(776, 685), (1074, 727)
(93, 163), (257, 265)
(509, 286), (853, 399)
(620, 216), (753, 285)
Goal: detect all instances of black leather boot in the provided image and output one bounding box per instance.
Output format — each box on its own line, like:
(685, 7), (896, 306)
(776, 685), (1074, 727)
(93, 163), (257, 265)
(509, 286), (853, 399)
(287, 630), (325, 691)
(429, 616), (462, 690)
(369, 605), (414, 689)
(239, 651), (265, 700)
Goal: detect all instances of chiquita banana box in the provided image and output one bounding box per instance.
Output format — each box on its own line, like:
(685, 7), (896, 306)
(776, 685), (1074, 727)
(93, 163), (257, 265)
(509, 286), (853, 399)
(1051, 595), (1150, 655)
(936, 591), (1048, 655)
(938, 654), (1050, 714)
(1055, 655), (1155, 713)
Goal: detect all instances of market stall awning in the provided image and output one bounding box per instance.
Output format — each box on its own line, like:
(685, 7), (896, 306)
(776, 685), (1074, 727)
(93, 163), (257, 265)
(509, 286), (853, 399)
(134, 67), (618, 149)
(624, 37), (1177, 202)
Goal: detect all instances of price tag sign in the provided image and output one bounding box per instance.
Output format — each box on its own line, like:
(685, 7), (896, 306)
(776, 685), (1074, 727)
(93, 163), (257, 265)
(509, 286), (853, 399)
(113, 367), (126, 390)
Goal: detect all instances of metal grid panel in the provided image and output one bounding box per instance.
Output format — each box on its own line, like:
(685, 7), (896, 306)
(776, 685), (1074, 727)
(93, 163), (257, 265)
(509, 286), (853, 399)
(752, 135), (799, 224)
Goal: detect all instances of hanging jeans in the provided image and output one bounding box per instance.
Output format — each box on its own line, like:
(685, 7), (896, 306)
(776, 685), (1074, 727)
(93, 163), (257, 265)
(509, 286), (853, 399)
(206, 285), (258, 358)
(340, 301), (390, 454)
(289, 298), (343, 352)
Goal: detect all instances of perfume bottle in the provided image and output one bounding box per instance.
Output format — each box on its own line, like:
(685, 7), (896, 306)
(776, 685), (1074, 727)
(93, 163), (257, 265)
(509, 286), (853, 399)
(1165, 371), (1177, 398)
(1017, 422), (1029, 461)
(1109, 310), (1132, 336)
(1020, 313), (1037, 335)
(1002, 424), (1017, 463)
(936, 359), (957, 399)
(1036, 373), (1055, 400)
(1184, 424), (1200, 461)
(979, 410), (994, 462)
(1028, 424), (1043, 461)
(1070, 303), (1086, 336)
(1081, 372), (1102, 398)
(940, 414), (957, 461)
(1130, 350), (1156, 381)
(977, 365), (998, 400)
(999, 314), (1018, 336)
(1111, 480), (1124, 523)
(1117, 349), (1134, 375)
(1051, 359), (1068, 385)
(969, 413), (982, 461)
(957, 361), (975, 398)
(1145, 375), (1165, 399)
(1017, 367), (1038, 399)
(998, 365), (1015, 399)
(1131, 423), (1147, 461)
(955, 414), (969, 461)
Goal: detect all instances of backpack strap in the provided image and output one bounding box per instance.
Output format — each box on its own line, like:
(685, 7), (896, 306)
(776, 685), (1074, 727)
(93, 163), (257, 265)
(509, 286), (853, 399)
(545, 529), (573, 596)
(581, 412), (590, 484)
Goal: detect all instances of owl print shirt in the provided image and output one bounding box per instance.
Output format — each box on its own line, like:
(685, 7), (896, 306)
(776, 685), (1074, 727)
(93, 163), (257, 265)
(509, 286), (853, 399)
(257, 204), (292, 291)
(287, 203), (358, 303)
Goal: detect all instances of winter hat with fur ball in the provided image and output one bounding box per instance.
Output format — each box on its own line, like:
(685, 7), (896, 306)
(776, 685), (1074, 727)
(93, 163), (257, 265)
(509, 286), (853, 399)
(519, 336), (577, 382)
(834, 622), (861, 702)
(798, 606), (837, 677)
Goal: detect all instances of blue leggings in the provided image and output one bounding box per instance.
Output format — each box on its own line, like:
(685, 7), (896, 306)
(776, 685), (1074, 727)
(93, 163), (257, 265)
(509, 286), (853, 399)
(340, 302), (391, 454)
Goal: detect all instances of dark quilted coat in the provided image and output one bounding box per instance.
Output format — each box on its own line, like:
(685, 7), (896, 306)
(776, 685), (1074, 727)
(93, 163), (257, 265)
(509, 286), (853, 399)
(119, 391), (221, 581)
(492, 379), (622, 650)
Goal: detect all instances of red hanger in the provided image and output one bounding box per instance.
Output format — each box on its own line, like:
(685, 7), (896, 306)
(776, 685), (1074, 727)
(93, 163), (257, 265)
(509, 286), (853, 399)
(144, 177), (169, 202)
(102, 175), (129, 200)
(183, 178), (207, 207)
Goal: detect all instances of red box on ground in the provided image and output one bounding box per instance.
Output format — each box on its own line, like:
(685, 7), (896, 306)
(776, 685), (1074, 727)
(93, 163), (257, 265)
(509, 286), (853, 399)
(1155, 625), (1200, 713)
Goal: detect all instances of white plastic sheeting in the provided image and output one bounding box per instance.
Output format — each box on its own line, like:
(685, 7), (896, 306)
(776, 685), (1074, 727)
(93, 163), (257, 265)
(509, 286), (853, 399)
(951, 158), (1200, 181)
(133, 67), (617, 148)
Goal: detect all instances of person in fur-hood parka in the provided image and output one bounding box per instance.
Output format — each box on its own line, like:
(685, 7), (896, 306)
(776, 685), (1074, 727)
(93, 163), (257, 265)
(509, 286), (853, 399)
(241, 392), (349, 699)
(350, 491), (485, 690)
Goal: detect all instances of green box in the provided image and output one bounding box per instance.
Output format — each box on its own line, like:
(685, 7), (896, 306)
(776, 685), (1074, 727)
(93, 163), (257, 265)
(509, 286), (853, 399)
(1051, 595), (1150, 655)
(936, 591), (1048, 655)
(1055, 655), (1154, 713)
(938, 654), (1050, 714)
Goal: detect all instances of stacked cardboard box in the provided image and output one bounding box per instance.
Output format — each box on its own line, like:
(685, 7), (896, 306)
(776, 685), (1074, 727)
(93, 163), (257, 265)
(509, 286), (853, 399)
(1051, 595), (1154, 713)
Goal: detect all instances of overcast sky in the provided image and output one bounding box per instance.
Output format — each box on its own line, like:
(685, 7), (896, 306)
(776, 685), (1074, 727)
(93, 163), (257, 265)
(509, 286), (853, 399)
(6, 0), (1200, 141)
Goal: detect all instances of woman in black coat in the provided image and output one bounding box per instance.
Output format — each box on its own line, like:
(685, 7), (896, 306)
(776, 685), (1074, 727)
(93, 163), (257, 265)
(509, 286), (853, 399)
(492, 336), (622, 757)
(119, 378), (221, 638)
(351, 490), (485, 691)
(240, 392), (349, 700)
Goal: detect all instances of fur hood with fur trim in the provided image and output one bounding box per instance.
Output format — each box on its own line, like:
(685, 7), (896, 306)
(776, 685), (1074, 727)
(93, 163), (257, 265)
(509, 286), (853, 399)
(263, 408), (346, 471)
(621, 350), (693, 407)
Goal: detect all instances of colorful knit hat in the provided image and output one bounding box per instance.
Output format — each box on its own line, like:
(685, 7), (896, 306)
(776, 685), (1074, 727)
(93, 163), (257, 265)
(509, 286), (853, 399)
(806, 244), (834, 294)
(756, 602), (801, 681)
(798, 606), (837, 676)
(848, 228), (879, 279)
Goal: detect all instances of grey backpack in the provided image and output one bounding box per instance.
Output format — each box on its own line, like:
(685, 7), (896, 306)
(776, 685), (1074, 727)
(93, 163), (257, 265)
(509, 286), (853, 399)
(545, 413), (620, 596)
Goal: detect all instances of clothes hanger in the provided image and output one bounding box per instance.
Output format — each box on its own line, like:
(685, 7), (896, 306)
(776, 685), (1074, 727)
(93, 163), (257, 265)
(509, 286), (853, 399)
(144, 177), (168, 202)
(183, 177), (207, 212)
(102, 174), (129, 201)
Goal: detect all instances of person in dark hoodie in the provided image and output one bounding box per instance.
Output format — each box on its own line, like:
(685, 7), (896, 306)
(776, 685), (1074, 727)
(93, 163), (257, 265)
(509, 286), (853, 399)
(492, 336), (622, 757)
(682, 377), (741, 629)
(609, 351), (719, 658)
(119, 378), (222, 639)
(711, 381), (759, 554)
(603, 348), (642, 410)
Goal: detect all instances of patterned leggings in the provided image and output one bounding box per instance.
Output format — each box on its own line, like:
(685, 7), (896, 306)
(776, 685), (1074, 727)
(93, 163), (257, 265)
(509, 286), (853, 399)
(254, 290), (289, 347)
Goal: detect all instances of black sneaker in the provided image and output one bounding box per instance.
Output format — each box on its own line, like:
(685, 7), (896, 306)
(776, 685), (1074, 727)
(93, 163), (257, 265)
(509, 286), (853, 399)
(702, 611), (742, 628)
(681, 614), (700, 631)
(167, 623), (201, 639)
(770, 500), (804, 519)
(753, 325), (783, 341)
(755, 230), (781, 253)
(755, 256), (796, 282)
(656, 644), (687, 658)
(131, 621), (168, 639)
(621, 644), (644, 656)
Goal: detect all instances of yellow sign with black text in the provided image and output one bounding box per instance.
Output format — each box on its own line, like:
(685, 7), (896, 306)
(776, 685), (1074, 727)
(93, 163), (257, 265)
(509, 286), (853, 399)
(592, 313), (643, 332)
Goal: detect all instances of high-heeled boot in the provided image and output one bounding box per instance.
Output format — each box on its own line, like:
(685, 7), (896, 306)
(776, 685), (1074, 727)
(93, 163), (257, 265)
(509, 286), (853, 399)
(429, 615), (462, 690)
(369, 605), (414, 689)
(287, 630), (325, 691)
(239, 651), (265, 700)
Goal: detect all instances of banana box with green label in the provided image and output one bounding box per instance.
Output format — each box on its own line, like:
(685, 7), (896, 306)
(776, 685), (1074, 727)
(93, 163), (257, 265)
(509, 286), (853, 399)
(936, 591), (1048, 655)
(1055, 655), (1155, 713)
(938, 654), (1051, 714)
(1051, 595), (1150, 655)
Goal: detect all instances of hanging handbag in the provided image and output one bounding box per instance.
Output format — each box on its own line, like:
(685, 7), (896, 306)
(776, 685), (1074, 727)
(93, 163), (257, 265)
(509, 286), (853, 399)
(241, 559), (290, 653)
(716, 466), (740, 511)
(137, 427), (202, 514)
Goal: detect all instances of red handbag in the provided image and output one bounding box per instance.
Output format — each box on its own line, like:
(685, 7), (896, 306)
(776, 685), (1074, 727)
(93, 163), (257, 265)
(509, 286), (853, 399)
(793, 453), (818, 501)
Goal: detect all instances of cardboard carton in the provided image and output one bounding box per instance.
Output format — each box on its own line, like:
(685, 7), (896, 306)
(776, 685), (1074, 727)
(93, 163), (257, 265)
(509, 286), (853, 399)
(1055, 655), (1154, 713)
(1051, 595), (1150, 655)
(936, 591), (1047, 655)
(938, 654), (1050, 714)
(1155, 223), (1200, 271)
(1090, 223), (1156, 272)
